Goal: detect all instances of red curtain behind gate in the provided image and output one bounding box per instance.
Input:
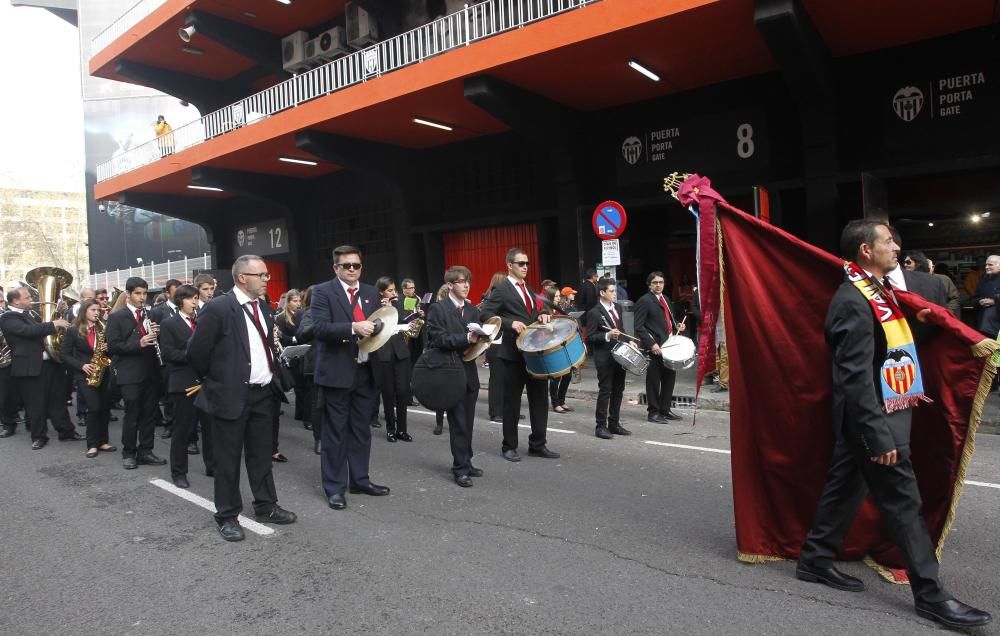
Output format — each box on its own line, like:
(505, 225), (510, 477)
(443, 223), (541, 302)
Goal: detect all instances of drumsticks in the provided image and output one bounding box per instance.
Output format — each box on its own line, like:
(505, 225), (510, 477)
(185, 384), (202, 397)
(674, 315), (687, 334)
(599, 325), (641, 343)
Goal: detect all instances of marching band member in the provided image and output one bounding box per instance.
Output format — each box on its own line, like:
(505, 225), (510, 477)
(158, 284), (202, 488)
(311, 245), (390, 510)
(373, 277), (413, 443)
(585, 278), (630, 440)
(193, 273), (214, 309)
(634, 271), (685, 423)
(425, 266), (484, 487)
(106, 277), (166, 470)
(60, 299), (115, 458)
(480, 248), (559, 462)
(545, 286), (573, 414)
(294, 287), (322, 454)
(275, 289), (307, 428)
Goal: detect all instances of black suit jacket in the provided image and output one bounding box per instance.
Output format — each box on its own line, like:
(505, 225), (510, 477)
(585, 302), (625, 367)
(149, 302), (179, 326)
(60, 326), (95, 379)
(826, 281), (910, 459)
(105, 306), (160, 385)
(159, 313), (199, 394)
(633, 292), (677, 351)
(578, 279), (598, 312)
(186, 291), (281, 419)
(901, 270), (946, 308)
(480, 279), (542, 362)
(426, 297), (481, 391)
(310, 278), (380, 389)
(0, 310), (56, 377)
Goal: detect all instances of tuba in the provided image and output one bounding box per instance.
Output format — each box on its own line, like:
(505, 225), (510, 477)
(25, 266), (74, 363)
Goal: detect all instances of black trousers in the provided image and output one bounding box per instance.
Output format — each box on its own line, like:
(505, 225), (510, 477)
(372, 357), (411, 433)
(446, 385), (478, 476)
(320, 364), (376, 497)
(501, 359), (548, 452)
(645, 357), (677, 415)
(211, 385), (278, 522)
(20, 361), (75, 441)
(799, 440), (950, 603)
(75, 377), (88, 419)
(0, 365), (19, 428)
(77, 378), (111, 448)
(170, 392), (198, 477)
(486, 347), (504, 419)
(549, 374), (571, 407)
(291, 367), (307, 421)
(303, 378), (322, 442)
(595, 361), (626, 428)
(119, 379), (160, 457)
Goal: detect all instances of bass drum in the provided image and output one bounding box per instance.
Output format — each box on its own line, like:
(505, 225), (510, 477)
(515, 316), (586, 379)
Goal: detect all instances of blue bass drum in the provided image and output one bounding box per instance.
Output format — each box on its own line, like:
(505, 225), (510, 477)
(515, 316), (587, 379)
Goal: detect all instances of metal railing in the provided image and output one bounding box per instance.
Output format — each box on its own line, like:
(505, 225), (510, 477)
(87, 254), (212, 290)
(91, 0), (168, 58)
(96, 0), (598, 183)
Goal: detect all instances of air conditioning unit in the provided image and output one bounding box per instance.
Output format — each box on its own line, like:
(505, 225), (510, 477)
(305, 26), (349, 64)
(281, 30), (310, 73)
(346, 1), (380, 49)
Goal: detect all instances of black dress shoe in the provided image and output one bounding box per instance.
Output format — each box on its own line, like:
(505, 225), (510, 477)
(109, 414), (119, 421)
(662, 411), (682, 421)
(396, 432), (413, 442)
(489, 417), (502, 424)
(257, 506), (297, 524)
(795, 561), (865, 592)
(137, 452), (167, 466)
(313, 440), (321, 455)
(647, 414), (667, 423)
(173, 475), (190, 489)
(609, 425), (632, 436)
(502, 449), (521, 462)
(0, 428), (15, 438)
(518, 414), (526, 420)
(328, 493), (347, 510)
(59, 432), (85, 441)
(370, 417), (382, 429)
(915, 598), (992, 628)
(160, 428), (173, 439)
(31, 439), (48, 450)
(528, 446), (560, 459)
(433, 422), (443, 435)
(386, 431), (397, 442)
(271, 453), (288, 463)
(86, 448), (99, 458)
(595, 426), (614, 440)
(349, 482), (390, 496)
(468, 466), (484, 477)
(217, 519), (245, 542)
(303, 422), (313, 431)
(187, 442), (200, 455)
(122, 456), (137, 469)
(454, 474), (473, 488)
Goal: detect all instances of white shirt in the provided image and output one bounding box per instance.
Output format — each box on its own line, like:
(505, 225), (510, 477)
(507, 276), (532, 309)
(885, 265), (908, 291)
(601, 300), (620, 341)
(338, 278), (369, 363)
(165, 300), (177, 315)
(232, 286), (273, 385)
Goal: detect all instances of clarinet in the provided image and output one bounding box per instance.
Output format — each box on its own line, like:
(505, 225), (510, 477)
(142, 311), (165, 366)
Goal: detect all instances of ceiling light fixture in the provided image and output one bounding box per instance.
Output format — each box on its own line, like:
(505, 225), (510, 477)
(413, 117), (453, 131)
(971, 213), (981, 223)
(181, 45), (204, 55)
(928, 222), (934, 227)
(187, 185), (223, 192)
(279, 156), (319, 166)
(627, 59), (660, 82)
(275, 0), (292, 5)
(982, 211), (992, 218)
(243, 11), (257, 18)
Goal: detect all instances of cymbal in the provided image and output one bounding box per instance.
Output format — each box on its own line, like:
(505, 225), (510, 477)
(359, 305), (399, 353)
(463, 316), (502, 362)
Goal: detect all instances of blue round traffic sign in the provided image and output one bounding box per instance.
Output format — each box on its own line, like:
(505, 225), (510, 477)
(592, 201), (627, 238)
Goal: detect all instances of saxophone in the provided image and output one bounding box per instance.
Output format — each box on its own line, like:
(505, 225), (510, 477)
(87, 320), (112, 387)
(0, 325), (10, 368)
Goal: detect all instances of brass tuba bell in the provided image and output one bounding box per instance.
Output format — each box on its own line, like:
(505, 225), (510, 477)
(25, 266), (74, 363)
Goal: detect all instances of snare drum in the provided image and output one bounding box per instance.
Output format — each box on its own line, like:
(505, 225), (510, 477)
(612, 341), (649, 376)
(515, 316), (587, 379)
(661, 334), (696, 370)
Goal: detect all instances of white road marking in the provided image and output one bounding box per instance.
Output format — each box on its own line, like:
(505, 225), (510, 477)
(407, 408), (575, 434)
(644, 440), (732, 455)
(149, 478), (275, 536)
(965, 480), (1000, 490)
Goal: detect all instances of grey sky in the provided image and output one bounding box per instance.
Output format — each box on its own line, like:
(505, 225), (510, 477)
(0, 3), (85, 193)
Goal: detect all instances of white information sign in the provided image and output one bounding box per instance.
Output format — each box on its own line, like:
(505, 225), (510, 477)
(601, 239), (621, 266)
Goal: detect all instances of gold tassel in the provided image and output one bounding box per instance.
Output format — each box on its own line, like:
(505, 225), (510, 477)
(737, 551), (786, 564)
(863, 557), (908, 585)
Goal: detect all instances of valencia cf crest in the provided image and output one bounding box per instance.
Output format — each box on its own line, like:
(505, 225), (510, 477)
(621, 136), (642, 165)
(892, 86), (923, 122)
(882, 349), (916, 395)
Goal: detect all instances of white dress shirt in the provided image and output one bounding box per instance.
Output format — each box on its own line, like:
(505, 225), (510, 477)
(339, 278), (369, 363)
(885, 265), (907, 292)
(601, 300), (620, 341)
(232, 286), (273, 385)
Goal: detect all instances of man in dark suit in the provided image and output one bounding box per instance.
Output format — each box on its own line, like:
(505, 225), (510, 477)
(310, 245), (391, 510)
(187, 256), (296, 541)
(106, 277), (166, 469)
(585, 278), (630, 440)
(0, 318), (23, 437)
(158, 284), (202, 488)
(425, 266), (485, 487)
(634, 271), (686, 423)
(0, 288), (81, 447)
(972, 255), (1000, 337)
(480, 247), (559, 462)
(150, 279), (181, 442)
(797, 219), (990, 629)
(578, 269), (599, 312)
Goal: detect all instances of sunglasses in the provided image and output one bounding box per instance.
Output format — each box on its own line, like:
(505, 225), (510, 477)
(338, 262), (363, 270)
(512, 261), (529, 267)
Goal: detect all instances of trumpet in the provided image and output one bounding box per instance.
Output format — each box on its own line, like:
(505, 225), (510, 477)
(142, 312), (164, 366)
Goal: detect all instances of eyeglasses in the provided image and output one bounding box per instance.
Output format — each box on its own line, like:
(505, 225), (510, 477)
(512, 261), (529, 267)
(242, 272), (272, 281)
(451, 279), (469, 285)
(337, 262), (363, 270)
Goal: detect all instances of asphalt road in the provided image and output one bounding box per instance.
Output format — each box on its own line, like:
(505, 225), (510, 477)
(0, 392), (997, 635)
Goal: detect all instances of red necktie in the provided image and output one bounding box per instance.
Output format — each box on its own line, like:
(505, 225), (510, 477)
(87, 326), (96, 349)
(135, 308), (147, 336)
(610, 306), (621, 329)
(188, 316), (196, 332)
(659, 295), (673, 331)
(348, 287), (366, 322)
(456, 301), (464, 318)
(516, 282), (532, 312)
(248, 301), (274, 368)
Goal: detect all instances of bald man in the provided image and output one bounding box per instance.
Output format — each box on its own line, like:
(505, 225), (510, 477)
(972, 255), (1000, 337)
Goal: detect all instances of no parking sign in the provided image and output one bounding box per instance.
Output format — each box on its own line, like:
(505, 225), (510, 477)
(592, 201), (627, 239)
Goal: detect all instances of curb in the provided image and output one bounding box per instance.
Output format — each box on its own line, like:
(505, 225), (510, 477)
(478, 382), (731, 412)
